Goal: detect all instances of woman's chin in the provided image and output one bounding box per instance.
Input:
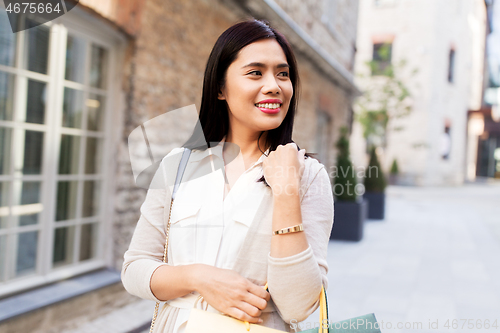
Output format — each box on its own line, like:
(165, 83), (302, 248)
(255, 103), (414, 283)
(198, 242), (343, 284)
(258, 122), (284, 132)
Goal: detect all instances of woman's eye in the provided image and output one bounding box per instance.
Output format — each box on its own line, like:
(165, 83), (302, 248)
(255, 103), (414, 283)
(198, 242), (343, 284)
(278, 72), (289, 77)
(248, 70), (262, 75)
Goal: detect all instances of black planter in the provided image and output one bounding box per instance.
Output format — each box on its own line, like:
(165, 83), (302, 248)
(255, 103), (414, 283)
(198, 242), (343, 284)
(330, 199), (367, 241)
(364, 192), (386, 220)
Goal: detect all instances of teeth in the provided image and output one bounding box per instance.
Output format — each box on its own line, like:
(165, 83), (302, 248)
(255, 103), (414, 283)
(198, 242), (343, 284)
(256, 103), (281, 109)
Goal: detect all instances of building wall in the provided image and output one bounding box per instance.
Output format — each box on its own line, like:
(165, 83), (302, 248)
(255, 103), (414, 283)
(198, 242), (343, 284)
(352, 0), (486, 186)
(273, 0), (359, 71)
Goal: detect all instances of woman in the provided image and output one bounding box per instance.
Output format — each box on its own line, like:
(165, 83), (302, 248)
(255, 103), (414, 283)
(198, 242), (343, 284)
(121, 19), (334, 332)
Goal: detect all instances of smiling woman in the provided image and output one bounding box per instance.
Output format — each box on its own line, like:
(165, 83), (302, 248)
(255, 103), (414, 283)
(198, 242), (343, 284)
(121, 19), (334, 333)
(218, 39), (293, 134)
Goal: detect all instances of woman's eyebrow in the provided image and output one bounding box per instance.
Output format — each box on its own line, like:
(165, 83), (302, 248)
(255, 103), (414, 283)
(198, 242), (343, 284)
(242, 62), (290, 69)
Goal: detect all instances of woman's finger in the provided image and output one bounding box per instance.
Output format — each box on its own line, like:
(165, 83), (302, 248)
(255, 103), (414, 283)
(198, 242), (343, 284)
(226, 306), (262, 324)
(247, 282), (270, 301)
(242, 290), (268, 310)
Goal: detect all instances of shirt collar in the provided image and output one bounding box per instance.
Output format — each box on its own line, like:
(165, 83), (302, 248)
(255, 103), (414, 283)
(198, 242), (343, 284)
(188, 135), (270, 169)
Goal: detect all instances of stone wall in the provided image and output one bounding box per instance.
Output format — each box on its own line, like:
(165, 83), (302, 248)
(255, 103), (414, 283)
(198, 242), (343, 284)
(273, 0), (359, 72)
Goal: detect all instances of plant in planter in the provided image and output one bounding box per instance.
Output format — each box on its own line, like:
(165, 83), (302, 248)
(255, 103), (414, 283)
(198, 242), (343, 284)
(364, 147), (387, 220)
(389, 158), (399, 185)
(330, 127), (367, 241)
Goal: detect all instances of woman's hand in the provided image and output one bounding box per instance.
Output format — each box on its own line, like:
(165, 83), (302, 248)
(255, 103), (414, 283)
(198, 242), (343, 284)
(262, 143), (305, 196)
(194, 264), (270, 323)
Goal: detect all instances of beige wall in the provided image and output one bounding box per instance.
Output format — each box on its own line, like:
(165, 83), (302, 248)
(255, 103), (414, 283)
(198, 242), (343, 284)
(352, 0), (487, 186)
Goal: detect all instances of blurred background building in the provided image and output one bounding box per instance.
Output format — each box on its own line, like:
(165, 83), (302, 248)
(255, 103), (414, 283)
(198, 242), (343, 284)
(468, 0), (500, 180)
(351, 0), (489, 186)
(0, 0), (360, 331)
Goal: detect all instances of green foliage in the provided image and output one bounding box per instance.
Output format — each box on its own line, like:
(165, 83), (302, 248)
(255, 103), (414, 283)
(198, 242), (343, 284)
(333, 127), (357, 201)
(390, 159), (399, 175)
(355, 51), (418, 150)
(364, 148), (386, 193)
(370, 43), (393, 76)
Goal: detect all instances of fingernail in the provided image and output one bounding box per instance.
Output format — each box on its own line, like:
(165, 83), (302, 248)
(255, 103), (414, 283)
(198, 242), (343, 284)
(258, 319), (263, 324)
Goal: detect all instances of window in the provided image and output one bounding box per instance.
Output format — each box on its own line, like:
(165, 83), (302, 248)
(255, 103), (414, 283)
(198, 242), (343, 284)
(0, 7), (115, 296)
(441, 125), (451, 160)
(448, 49), (455, 83)
(371, 42), (393, 76)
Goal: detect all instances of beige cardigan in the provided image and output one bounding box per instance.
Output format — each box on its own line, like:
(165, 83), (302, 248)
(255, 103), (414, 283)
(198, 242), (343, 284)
(121, 146), (334, 332)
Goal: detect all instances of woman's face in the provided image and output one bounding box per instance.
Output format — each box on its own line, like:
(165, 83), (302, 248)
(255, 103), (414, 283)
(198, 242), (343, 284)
(218, 39), (293, 135)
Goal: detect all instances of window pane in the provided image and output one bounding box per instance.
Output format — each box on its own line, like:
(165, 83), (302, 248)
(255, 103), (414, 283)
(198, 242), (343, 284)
(65, 35), (86, 83)
(56, 181), (78, 221)
(89, 44), (107, 89)
(0, 71), (15, 121)
(24, 18), (49, 74)
(59, 135), (80, 174)
(0, 235), (6, 281)
(0, 182), (9, 229)
(62, 87), (84, 128)
(14, 181), (41, 226)
(25, 79), (46, 124)
(86, 94), (105, 131)
(18, 130), (44, 175)
(0, 10), (17, 67)
(80, 223), (97, 261)
(82, 181), (99, 218)
(85, 137), (101, 174)
(0, 127), (11, 175)
(16, 231), (38, 277)
(53, 226), (75, 267)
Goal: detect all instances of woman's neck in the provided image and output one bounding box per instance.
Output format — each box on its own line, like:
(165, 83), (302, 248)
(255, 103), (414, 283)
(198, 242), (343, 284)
(224, 131), (268, 160)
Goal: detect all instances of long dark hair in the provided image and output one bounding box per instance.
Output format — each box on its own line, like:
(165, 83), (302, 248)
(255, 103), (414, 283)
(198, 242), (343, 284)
(183, 18), (315, 185)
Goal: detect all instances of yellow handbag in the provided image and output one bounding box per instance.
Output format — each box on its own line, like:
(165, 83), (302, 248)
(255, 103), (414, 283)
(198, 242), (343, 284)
(184, 284), (329, 333)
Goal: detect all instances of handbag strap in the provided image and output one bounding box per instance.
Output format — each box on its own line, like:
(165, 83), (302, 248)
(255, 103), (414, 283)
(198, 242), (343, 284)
(150, 147), (192, 333)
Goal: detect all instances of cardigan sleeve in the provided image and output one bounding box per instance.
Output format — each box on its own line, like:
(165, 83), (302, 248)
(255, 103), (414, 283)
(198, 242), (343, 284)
(267, 162), (334, 323)
(121, 149), (183, 302)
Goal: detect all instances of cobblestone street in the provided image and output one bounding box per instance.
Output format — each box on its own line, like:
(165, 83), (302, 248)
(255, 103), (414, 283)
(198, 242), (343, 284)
(66, 183), (500, 333)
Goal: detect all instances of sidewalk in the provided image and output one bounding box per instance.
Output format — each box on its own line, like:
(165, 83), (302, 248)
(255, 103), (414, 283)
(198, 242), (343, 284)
(66, 183), (500, 333)
(303, 183), (500, 333)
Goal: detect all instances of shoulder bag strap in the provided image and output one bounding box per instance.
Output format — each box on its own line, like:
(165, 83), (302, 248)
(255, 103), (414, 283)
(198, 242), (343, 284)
(150, 147), (191, 333)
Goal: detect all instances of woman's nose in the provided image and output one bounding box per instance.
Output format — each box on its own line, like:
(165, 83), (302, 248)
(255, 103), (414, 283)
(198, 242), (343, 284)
(262, 74), (280, 95)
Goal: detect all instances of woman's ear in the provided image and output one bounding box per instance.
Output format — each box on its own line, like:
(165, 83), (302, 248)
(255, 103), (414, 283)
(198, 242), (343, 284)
(218, 89), (226, 100)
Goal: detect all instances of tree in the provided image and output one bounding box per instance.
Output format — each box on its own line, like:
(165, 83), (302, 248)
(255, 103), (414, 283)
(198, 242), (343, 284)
(333, 127), (357, 201)
(355, 43), (418, 151)
(364, 147), (387, 193)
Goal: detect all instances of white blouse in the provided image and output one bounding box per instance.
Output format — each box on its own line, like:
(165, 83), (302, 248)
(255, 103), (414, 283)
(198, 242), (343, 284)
(122, 135), (334, 333)
(165, 136), (270, 332)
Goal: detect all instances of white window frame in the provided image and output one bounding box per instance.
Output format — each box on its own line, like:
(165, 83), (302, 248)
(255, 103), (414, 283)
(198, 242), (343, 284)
(0, 3), (127, 297)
